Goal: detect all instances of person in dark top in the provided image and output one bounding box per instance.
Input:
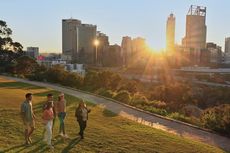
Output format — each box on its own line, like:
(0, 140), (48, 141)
(75, 100), (91, 139)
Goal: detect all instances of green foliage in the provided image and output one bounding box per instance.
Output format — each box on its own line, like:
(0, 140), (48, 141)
(14, 56), (38, 76)
(148, 100), (167, 109)
(83, 71), (122, 91)
(98, 89), (116, 98)
(113, 90), (131, 104)
(131, 93), (148, 106)
(201, 104), (230, 135)
(142, 105), (168, 116)
(0, 20), (24, 70)
(169, 112), (192, 123)
(118, 80), (139, 93)
(61, 72), (83, 88)
(44, 65), (67, 83)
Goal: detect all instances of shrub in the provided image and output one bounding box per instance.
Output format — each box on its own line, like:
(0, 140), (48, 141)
(118, 81), (139, 93)
(143, 106), (168, 116)
(62, 72), (83, 89)
(148, 100), (167, 109)
(168, 113), (190, 124)
(201, 104), (230, 135)
(98, 89), (116, 98)
(131, 93), (148, 106)
(113, 90), (131, 103)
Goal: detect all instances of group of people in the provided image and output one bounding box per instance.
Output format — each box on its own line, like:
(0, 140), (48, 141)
(20, 92), (91, 149)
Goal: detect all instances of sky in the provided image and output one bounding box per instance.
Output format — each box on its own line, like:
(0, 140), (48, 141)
(1, 0), (230, 53)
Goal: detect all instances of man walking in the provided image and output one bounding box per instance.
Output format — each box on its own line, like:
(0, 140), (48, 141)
(21, 93), (36, 146)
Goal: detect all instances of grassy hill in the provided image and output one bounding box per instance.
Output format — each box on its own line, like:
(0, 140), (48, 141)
(0, 77), (227, 153)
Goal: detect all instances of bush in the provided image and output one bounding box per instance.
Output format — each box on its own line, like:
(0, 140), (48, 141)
(62, 72), (83, 89)
(113, 90), (131, 103)
(201, 104), (230, 135)
(131, 93), (148, 106)
(148, 100), (167, 109)
(143, 106), (168, 116)
(98, 89), (116, 98)
(118, 81), (139, 93)
(44, 65), (66, 83)
(168, 112), (191, 123)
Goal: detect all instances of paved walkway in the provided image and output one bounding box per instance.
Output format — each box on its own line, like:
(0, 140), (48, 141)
(1, 76), (230, 151)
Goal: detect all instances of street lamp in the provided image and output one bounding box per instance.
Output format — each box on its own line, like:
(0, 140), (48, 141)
(94, 39), (99, 64)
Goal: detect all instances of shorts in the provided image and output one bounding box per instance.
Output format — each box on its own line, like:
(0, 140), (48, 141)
(24, 120), (35, 130)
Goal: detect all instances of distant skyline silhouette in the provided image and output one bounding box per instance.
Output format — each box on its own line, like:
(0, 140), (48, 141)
(1, 0), (230, 53)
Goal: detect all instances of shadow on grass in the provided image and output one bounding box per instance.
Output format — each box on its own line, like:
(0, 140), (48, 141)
(103, 109), (118, 117)
(33, 90), (58, 97)
(1, 138), (42, 153)
(61, 137), (81, 153)
(27, 136), (63, 153)
(0, 82), (45, 90)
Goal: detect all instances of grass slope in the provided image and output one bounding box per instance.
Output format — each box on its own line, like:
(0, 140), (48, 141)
(0, 77), (227, 153)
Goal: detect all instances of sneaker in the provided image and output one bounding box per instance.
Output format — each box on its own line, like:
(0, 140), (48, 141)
(59, 133), (63, 137)
(63, 134), (69, 138)
(28, 137), (32, 144)
(25, 141), (31, 147)
(48, 145), (54, 149)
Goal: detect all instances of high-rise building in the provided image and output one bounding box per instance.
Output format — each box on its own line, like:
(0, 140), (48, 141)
(62, 18), (97, 64)
(225, 37), (230, 53)
(182, 5), (207, 64)
(206, 42), (222, 64)
(102, 44), (122, 67)
(121, 36), (132, 66)
(166, 13), (175, 52)
(96, 32), (109, 65)
(26, 47), (39, 59)
(132, 37), (146, 54)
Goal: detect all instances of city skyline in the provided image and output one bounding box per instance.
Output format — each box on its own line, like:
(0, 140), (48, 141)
(1, 0), (230, 53)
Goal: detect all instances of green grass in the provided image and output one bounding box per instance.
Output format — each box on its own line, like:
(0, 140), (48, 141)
(0, 77), (227, 153)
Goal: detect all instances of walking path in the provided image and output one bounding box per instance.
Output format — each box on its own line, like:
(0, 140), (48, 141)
(1, 76), (230, 152)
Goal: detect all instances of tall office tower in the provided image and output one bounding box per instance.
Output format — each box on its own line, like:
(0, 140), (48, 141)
(182, 5), (207, 64)
(166, 13), (175, 52)
(225, 37), (230, 53)
(96, 32), (109, 65)
(62, 19), (97, 64)
(121, 36), (132, 66)
(183, 5), (207, 49)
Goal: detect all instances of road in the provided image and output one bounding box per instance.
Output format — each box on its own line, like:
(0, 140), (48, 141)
(1, 75), (230, 152)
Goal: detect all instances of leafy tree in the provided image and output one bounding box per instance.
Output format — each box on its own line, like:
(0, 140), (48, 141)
(15, 56), (38, 76)
(0, 20), (24, 70)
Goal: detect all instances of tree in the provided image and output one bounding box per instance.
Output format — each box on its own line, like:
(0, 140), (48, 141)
(15, 56), (38, 76)
(0, 20), (24, 70)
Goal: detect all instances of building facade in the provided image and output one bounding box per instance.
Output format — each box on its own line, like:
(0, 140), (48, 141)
(62, 19), (97, 64)
(166, 13), (175, 52)
(225, 37), (230, 53)
(121, 36), (132, 66)
(182, 5), (207, 65)
(26, 47), (39, 59)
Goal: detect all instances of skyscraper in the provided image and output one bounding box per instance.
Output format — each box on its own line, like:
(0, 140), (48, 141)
(225, 37), (230, 53)
(182, 5), (207, 64)
(121, 36), (132, 66)
(166, 13), (175, 52)
(96, 32), (109, 65)
(62, 19), (97, 64)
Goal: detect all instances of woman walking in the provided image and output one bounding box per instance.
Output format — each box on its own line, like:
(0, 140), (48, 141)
(75, 100), (91, 139)
(42, 102), (54, 149)
(56, 93), (68, 138)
